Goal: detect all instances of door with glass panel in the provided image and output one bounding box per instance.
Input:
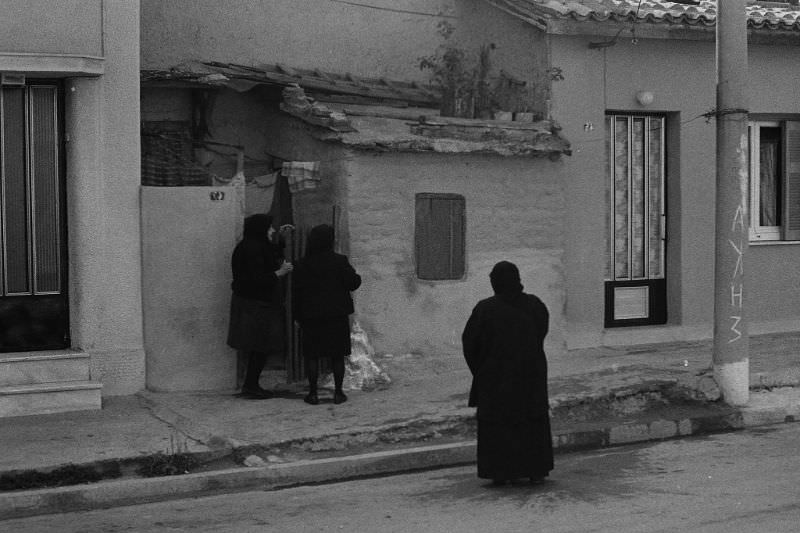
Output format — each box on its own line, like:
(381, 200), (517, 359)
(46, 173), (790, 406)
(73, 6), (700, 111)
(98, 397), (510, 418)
(0, 82), (68, 351)
(605, 114), (666, 327)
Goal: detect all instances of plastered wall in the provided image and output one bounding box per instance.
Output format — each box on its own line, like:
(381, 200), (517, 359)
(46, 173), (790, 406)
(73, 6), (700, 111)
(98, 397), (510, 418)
(0, 0), (102, 57)
(141, 186), (240, 392)
(344, 151), (567, 361)
(549, 35), (800, 346)
(65, 0), (145, 394)
(454, 0), (551, 115)
(141, 0), (455, 81)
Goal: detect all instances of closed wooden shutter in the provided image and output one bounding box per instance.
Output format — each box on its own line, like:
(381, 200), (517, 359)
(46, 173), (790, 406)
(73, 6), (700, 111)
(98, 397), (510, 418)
(783, 121), (800, 240)
(415, 193), (465, 280)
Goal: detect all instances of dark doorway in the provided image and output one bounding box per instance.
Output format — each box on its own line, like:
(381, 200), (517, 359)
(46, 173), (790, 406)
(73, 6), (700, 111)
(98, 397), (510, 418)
(0, 81), (69, 351)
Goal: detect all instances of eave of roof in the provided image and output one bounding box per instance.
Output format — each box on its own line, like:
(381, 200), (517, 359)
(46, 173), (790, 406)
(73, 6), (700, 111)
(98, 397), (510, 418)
(482, 0), (800, 39)
(280, 86), (571, 158)
(141, 61), (440, 108)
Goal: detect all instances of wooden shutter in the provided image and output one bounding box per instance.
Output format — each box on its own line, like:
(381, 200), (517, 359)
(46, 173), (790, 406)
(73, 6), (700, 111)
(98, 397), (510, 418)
(415, 193), (465, 280)
(782, 121), (800, 240)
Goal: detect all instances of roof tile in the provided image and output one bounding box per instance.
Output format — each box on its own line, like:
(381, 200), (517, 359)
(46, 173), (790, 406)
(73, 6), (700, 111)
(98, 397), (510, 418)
(484, 1), (800, 31)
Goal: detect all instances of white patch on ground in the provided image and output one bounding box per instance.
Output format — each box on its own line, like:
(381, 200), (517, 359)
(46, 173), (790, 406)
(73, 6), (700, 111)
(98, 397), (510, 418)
(321, 321), (392, 391)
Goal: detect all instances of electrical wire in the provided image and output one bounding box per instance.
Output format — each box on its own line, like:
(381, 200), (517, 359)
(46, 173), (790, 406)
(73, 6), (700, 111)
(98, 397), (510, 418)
(328, 0), (458, 18)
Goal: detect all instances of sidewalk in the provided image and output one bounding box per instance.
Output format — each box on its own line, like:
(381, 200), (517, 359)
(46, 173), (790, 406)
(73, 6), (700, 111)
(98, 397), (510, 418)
(1, 332), (799, 519)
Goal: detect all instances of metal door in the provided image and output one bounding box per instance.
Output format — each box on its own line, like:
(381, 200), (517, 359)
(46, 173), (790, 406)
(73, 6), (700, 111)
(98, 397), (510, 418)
(605, 114), (666, 327)
(0, 82), (68, 351)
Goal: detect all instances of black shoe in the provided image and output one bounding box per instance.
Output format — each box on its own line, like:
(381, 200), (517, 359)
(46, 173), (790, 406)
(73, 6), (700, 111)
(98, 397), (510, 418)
(241, 386), (274, 399)
(333, 391), (348, 404)
(303, 392), (319, 405)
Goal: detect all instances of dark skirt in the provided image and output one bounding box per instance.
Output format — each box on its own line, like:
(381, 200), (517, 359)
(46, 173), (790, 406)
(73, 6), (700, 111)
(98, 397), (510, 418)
(476, 415), (554, 480)
(301, 316), (351, 360)
(227, 294), (284, 354)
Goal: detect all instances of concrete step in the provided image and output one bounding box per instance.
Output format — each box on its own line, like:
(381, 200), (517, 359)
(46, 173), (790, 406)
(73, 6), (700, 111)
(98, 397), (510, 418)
(0, 351), (90, 387)
(0, 381), (102, 418)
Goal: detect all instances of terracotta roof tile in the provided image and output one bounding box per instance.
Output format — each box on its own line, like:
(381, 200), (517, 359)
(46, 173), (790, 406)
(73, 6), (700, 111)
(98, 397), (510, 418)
(483, 1), (800, 31)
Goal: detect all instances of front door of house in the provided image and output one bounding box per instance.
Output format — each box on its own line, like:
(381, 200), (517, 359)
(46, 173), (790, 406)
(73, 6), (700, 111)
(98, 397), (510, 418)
(605, 114), (666, 327)
(0, 81), (69, 351)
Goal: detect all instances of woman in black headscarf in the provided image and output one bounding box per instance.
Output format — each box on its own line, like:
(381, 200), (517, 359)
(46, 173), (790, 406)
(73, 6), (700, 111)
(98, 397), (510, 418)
(227, 214), (293, 399)
(292, 224), (361, 405)
(462, 261), (553, 485)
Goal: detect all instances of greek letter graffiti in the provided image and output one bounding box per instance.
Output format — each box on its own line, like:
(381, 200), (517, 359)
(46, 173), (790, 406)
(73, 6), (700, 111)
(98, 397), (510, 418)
(729, 315), (742, 343)
(730, 284), (743, 308)
(728, 239), (743, 279)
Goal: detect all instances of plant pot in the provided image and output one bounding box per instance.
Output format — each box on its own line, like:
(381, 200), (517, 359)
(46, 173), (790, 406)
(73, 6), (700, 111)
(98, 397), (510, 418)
(493, 111), (513, 121)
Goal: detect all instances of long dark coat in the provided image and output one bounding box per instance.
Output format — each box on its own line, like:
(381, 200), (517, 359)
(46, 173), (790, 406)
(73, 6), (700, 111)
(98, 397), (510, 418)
(227, 235), (284, 353)
(462, 292), (553, 480)
(292, 250), (361, 359)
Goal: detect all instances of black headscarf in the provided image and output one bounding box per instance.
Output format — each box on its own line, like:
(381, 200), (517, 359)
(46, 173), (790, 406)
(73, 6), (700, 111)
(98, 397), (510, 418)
(490, 261), (524, 296)
(305, 224), (335, 255)
(243, 214), (273, 240)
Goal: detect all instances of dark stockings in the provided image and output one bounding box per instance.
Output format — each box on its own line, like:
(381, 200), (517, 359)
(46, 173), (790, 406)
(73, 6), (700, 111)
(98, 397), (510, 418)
(332, 357), (345, 392)
(305, 357), (346, 403)
(243, 350), (267, 390)
(306, 359), (319, 394)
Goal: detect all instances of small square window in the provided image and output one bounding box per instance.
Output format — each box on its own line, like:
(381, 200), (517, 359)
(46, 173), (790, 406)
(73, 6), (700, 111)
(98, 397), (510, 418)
(415, 193), (465, 280)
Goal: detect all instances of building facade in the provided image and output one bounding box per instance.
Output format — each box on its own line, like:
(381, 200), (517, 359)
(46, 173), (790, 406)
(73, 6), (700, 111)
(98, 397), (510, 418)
(0, 0), (144, 416)
(457, 0), (800, 349)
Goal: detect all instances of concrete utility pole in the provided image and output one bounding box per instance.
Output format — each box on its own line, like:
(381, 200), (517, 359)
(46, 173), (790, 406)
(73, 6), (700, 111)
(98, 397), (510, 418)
(714, 0), (749, 406)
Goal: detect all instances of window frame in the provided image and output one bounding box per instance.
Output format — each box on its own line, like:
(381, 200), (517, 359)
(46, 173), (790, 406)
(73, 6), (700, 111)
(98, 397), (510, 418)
(748, 120), (782, 242)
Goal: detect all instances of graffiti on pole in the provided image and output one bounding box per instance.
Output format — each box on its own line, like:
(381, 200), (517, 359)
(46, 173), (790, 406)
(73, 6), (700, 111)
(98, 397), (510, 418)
(728, 203), (745, 343)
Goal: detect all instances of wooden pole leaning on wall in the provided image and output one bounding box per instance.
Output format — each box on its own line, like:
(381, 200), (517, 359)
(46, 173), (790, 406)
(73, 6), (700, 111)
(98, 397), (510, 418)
(713, 0), (749, 406)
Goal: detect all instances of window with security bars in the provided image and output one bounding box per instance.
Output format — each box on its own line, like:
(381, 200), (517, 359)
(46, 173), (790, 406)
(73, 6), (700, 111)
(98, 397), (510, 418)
(415, 193), (465, 280)
(1, 85), (62, 297)
(605, 115), (665, 283)
(604, 114), (667, 327)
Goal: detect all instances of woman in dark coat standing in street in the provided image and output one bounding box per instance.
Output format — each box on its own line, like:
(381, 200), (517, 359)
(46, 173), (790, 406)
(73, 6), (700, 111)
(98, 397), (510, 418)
(462, 261), (553, 485)
(227, 214), (293, 399)
(292, 224), (361, 405)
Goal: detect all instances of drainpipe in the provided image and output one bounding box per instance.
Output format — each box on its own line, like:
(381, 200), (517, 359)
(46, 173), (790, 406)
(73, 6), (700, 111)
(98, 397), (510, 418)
(713, 0), (749, 406)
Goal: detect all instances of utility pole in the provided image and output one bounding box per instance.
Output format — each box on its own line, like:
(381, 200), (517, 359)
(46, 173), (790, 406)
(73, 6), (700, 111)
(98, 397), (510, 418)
(714, 0), (749, 406)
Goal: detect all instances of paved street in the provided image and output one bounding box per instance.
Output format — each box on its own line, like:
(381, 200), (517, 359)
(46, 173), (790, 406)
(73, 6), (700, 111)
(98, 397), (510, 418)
(5, 423), (800, 532)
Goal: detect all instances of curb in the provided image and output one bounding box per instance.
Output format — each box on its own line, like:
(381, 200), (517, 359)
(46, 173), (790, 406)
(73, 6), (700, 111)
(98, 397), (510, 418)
(4, 403), (794, 521)
(0, 442), (476, 520)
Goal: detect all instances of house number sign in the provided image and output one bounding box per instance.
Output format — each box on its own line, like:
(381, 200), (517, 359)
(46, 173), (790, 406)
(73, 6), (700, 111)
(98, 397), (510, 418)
(209, 191), (225, 201)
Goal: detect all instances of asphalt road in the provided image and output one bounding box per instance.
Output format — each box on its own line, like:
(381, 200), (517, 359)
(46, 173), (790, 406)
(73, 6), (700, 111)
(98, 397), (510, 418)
(5, 423), (800, 532)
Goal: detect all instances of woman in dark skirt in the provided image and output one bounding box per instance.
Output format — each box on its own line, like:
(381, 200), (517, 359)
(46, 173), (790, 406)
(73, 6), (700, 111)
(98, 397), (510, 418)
(462, 261), (554, 485)
(227, 214), (293, 399)
(292, 224), (361, 405)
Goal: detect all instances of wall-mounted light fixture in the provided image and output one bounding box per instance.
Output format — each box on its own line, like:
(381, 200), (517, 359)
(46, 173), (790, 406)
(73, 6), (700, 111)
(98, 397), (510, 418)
(636, 90), (654, 106)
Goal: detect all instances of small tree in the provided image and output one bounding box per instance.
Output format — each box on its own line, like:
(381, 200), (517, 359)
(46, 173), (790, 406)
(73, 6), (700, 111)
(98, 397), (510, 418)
(418, 21), (493, 118)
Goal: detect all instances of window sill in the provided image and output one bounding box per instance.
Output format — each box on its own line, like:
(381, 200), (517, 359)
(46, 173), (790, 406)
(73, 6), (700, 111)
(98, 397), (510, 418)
(749, 240), (800, 246)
